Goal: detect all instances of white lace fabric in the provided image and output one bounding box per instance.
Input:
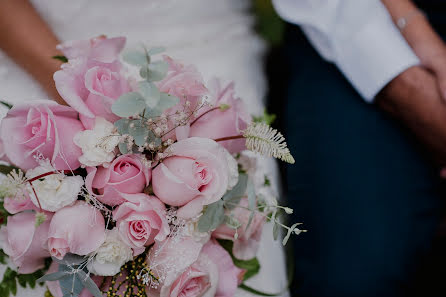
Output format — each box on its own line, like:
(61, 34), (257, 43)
(0, 1), (289, 296)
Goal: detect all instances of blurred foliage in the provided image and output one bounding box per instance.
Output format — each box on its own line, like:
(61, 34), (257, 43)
(253, 0), (285, 47)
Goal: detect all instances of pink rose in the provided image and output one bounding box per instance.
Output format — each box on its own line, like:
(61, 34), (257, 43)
(156, 56), (208, 140)
(3, 193), (38, 214)
(147, 238), (217, 297)
(152, 137), (235, 218)
(48, 201), (106, 259)
(189, 78), (251, 153)
(54, 37), (130, 129)
(0, 100), (84, 170)
(201, 240), (245, 297)
(46, 262), (103, 297)
(57, 36), (126, 63)
(86, 154), (151, 206)
(213, 197), (265, 260)
(0, 212), (51, 273)
(150, 238), (244, 297)
(113, 193), (169, 256)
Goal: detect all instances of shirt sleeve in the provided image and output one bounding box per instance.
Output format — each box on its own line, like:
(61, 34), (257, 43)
(272, 0), (420, 102)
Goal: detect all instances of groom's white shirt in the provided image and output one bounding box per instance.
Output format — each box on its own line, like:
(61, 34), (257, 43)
(272, 0), (420, 102)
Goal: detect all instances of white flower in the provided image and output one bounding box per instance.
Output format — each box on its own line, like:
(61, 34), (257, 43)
(237, 151), (258, 177)
(225, 150), (239, 190)
(88, 228), (133, 276)
(73, 117), (120, 167)
(26, 162), (83, 212)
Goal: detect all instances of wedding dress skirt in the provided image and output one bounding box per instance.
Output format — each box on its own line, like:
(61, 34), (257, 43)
(0, 1), (289, 296)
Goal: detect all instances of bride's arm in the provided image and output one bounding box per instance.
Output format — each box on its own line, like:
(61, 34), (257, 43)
(382, 0), (446, 100)
(0, 0), (65, 104)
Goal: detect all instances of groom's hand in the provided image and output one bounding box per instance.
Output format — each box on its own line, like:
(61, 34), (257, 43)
(376, 65), (446, 166)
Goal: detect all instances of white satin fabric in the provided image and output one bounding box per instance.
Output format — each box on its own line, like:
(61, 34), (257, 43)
(0, 1), (289, 296)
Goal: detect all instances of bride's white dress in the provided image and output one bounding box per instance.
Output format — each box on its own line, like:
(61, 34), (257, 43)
(0, 0), (289, 296)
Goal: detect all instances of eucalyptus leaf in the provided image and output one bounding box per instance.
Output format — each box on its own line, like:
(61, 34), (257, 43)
(145, 93), (180, 118)
(197, 200), (225, 232)
(111, 92), (146, 117)
(58, 264), (84, 297)
(140, 65), (150, 79)
(122, 50), (149, 66)
(222, 173), (248, 209)
(138, 81), (160, 108)
(114, 119), (130, 135)
(55, 254), (86, 266)
(77, 270), (102, 297)
(128, 120), (149, 146)
(147, 46), (166, 56)
(37, 271), (69, 283)
(147, 60), (169, 81)
(118, 142), (129, 155)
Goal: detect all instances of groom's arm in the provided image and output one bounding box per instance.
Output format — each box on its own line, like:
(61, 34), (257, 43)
(0, 0), (64, 104)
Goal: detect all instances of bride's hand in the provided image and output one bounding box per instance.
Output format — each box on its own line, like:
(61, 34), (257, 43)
(0, 0), (66, 105)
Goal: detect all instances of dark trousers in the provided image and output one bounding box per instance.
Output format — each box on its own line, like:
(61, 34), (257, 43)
(281, 27), (445, 297)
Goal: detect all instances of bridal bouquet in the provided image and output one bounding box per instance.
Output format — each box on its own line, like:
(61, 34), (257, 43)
(0, 36), (301, 297)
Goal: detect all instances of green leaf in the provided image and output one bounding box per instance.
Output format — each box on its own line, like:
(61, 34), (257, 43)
(197, 200), (225, 232)
(122, 50), (149, 66)
(245, 180), (256, 231)
(111, 92), (146, 118)
(147, 61), (169, 81)
(138, 81), (160, 108)
(222, 173), (248, 209)
(252, 109), (276, 125)
(0, 101), (12, 110)
(147, 46), (166, 56)
(52, 55), (68, 63)
(239, 284), (279, 296)
(0, 250), (7, 265)
(217, 240), (260, 280)
(224, 215), (242, 230)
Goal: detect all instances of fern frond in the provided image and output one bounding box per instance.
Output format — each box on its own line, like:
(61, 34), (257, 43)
(243, 123), (295, 164)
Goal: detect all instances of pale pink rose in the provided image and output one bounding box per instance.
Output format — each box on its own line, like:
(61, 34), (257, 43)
(113, 193), (169, 256)
(78, 65), (131, 129)
(57, 36), (126, 63)
(189, 79), (252, 153)
(86, 154), (151, 206)
(156, 56), (208, 141)
(3, 193), (38, 214)
(0, 100), (84, 170)
(213, 198), (265, 260)
(54, 37), (129, 129)
(152, 138), (232, 218)
(147, 237), (218, 297)
(201, 240), (245, 297)
(46, 262), (103, 297)
(157, 56), (207, 107)
(0, 212), (51, 273)
(48, 201), (106, 259)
